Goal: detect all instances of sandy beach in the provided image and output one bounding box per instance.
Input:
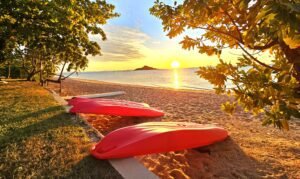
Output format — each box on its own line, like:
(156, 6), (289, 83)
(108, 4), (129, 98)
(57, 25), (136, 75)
(48, 78), (300, 178)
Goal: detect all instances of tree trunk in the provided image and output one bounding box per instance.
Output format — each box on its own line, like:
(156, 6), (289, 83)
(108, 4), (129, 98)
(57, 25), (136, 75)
(58, 61), (67, 82)
(0, 38), (5, 62)
(26, 72), (35, 81)
(7, 62), (11, 79)
(59, 80), (62, 94)
(39, 60), (43, 86)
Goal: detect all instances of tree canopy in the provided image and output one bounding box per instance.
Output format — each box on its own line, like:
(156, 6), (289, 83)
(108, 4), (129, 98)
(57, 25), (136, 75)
(0, 0), (118, 81)
(150, 0), (300, 129)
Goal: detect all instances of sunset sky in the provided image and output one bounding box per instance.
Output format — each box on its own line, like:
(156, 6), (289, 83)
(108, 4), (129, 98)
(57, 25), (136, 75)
(86, 0), (271, 71)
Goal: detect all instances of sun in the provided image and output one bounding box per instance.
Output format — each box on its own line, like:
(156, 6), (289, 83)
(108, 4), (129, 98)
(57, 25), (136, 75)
(171, 61), (180, 69)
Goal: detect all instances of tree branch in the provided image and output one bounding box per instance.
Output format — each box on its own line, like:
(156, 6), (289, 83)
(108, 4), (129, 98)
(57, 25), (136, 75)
(222, 9), (243, 42)
(58, 61), (67, 81)
(252, 40), (278, 50)
(196, 25), (241, 43)
(238, 43), (281, 71)
(198, 24), (278, 50)
(61, 71), (76, 80)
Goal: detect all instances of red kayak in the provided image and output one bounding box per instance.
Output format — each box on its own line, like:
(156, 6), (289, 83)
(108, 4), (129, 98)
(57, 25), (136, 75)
(91, 122), (228, 159)
(68, 98), (164, 117)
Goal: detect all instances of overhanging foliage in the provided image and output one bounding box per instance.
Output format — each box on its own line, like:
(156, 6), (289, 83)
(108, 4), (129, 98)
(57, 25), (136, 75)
(150, 0), (300, 129)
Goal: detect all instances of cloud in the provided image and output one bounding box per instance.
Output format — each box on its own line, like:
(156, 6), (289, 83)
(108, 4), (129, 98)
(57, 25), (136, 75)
(85, 25), (225, 71)
(89, 25), (150, 62)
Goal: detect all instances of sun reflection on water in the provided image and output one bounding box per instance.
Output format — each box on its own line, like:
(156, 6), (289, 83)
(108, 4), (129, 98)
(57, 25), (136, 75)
(173, 69), (180, 89)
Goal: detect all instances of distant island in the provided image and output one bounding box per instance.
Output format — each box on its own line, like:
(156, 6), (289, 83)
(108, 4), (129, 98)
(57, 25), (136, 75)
(134, 65), (157, 71)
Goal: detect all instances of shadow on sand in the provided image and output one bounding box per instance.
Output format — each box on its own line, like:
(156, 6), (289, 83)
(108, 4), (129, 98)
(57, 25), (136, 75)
(139, 137), (277, 178)
(189, 137), (270, 178)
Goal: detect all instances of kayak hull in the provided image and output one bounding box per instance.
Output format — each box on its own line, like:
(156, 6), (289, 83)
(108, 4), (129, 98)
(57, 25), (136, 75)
(68, 98), (164, 117)
(91, 122), (228, 159)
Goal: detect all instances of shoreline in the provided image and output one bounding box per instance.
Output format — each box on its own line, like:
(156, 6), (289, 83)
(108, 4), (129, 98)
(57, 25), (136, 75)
(48, 78), (300, 178)
(69, 77), (214, 93)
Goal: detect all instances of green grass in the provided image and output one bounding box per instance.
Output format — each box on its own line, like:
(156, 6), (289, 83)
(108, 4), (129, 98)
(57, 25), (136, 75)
(0, 81), (122, 178)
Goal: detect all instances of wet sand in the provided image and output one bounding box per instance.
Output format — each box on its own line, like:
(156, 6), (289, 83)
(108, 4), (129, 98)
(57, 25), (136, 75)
(48, 78), (300, 178)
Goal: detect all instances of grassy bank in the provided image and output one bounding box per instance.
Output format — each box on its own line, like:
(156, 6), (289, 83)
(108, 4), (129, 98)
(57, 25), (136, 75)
(0, 81), (121, 178)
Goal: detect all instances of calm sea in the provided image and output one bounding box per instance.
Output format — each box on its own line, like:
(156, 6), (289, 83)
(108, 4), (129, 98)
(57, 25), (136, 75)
(69, 68), (216, 90)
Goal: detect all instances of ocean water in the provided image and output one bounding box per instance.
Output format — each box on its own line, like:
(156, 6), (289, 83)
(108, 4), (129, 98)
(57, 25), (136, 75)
(70, 68), (215, 90)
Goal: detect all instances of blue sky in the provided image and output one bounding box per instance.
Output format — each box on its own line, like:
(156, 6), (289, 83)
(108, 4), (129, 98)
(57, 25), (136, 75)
(107, 0), (173, 39)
